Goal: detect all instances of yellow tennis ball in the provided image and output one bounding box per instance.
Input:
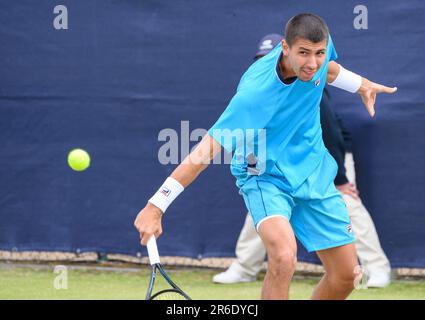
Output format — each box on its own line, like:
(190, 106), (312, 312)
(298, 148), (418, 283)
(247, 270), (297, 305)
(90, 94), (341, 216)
(68, 149), (91, 171)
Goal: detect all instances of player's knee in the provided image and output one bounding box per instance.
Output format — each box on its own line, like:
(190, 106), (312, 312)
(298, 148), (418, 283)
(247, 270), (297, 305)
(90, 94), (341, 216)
(268, 249), (297, 276)
(328, 267), (357, 289)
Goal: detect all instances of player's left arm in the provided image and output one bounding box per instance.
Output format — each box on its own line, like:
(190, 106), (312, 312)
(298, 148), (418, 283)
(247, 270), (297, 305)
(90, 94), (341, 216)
(327, 61), (397, 117)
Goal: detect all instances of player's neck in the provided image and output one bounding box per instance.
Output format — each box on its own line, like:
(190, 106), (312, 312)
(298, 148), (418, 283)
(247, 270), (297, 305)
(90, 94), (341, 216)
(279, 55), (297, 80)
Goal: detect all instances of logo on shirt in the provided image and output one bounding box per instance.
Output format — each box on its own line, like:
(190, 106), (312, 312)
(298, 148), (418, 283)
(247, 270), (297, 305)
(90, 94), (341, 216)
(160, 187), (171, 197)
(314, 78), (321, 87)
(347, 224), (353, 234)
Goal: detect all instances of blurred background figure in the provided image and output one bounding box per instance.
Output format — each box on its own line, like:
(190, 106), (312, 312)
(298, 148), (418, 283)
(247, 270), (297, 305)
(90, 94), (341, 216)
(213, 33), (391, 288)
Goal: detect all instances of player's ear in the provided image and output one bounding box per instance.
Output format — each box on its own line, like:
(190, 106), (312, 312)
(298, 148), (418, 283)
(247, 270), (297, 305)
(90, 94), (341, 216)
(281, 39), (289, 56)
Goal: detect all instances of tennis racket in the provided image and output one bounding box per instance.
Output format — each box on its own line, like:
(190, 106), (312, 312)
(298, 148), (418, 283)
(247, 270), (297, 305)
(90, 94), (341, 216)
(145, 236), (191, 300)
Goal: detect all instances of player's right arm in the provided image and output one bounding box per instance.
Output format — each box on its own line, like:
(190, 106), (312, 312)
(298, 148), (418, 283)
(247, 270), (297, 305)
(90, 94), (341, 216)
(134, 134), (222, 245)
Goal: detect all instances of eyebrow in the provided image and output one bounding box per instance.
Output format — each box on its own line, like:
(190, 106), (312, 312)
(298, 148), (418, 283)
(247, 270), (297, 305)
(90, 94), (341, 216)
(299, 47), (326, 52)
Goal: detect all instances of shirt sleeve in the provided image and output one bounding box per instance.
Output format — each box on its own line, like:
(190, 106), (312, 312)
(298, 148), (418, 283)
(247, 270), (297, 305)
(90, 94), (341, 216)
(207, 91), (273, 153)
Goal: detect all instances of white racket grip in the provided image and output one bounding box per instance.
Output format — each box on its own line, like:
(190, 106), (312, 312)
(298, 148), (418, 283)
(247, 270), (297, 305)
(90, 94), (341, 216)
(147, 236), (160, 265)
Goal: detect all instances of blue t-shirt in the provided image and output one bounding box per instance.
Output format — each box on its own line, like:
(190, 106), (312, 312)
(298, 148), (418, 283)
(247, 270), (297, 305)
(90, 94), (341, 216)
(208, 35), (338, 190)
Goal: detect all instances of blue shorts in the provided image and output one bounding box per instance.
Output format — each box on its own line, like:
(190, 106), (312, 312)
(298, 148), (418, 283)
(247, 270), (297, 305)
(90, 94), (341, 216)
(239, 152), (355, 252)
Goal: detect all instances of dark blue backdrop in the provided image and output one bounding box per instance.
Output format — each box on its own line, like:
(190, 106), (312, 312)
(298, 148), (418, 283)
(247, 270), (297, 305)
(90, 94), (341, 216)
(1, 1), (424, 267)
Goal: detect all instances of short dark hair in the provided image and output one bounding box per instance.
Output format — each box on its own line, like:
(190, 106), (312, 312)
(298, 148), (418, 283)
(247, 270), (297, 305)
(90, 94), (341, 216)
(284, 13), (329, 47)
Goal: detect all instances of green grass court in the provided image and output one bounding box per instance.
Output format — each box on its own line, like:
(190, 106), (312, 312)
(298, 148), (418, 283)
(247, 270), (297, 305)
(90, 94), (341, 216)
(0, 265), (424, 300)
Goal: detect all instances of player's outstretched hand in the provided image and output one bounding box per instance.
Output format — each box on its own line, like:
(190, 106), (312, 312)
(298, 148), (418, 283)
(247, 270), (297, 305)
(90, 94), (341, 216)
(134, 202), (163, 246)
(358, 78), (397, 117)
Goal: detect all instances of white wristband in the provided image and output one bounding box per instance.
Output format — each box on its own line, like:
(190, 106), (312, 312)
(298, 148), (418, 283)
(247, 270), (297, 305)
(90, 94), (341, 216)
(328, 65), (362, 93)
(148, 177), (184, 213)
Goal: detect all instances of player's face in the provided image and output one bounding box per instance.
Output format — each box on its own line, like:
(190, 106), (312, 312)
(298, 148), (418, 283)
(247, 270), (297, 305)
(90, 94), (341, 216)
(282, 38), (327, 81)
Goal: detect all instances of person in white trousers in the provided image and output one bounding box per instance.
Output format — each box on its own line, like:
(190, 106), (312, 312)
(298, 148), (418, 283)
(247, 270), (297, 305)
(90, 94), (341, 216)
(213, 34), (391, 288)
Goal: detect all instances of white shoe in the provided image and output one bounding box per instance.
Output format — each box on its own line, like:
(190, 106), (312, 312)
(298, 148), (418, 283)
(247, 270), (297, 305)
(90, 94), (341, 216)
(367, 272), (391, 288)
(212, 267), (256, 284)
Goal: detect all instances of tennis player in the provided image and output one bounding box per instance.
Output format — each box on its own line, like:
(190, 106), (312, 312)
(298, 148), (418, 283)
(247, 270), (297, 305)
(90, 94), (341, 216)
(213, 34), (392, 288)
(134, 13), (397, 300)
